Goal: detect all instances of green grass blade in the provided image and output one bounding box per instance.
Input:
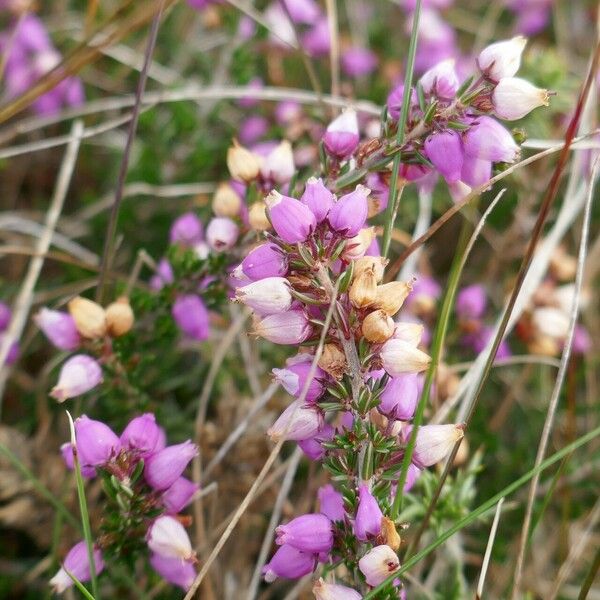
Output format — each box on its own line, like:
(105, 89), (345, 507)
(390, 219), (470, 520)
(65, 568), (97, 600)
(364, 424), (600, 598)
(381, 0), (422, 258)
(67, 412), (100, 599)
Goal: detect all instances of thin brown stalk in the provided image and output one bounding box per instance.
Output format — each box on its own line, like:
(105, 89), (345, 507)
(95, 0), (166, 303)
(405, 40), (600, 560)
(511, 155), (599, 599)
(385, 129), (600, 282)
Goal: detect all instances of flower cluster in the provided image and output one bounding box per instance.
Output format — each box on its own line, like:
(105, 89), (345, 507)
(382, 37), (548, 202)
(456, 284), (512, 359)
(222, 34), (553, 596)
(231, 163), (464, 595)
(516, 246), (591, 357)
(35, 296), (134, 402)
(51, 413), (199, 593)
(0, 10), (83, 115)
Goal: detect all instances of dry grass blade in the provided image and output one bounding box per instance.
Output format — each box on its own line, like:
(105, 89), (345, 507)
(0, 120), (83, 411)
(476, 498), (504, 599)
(183, 279), (340, 599)
(511, 156), (599, 599)
(246, 447), (303, 600)
(95, 0), (166, 303)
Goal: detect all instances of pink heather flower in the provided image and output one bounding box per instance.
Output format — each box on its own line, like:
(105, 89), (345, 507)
(262, 544), (316, 582)
(120, 413), (163, 457)
(379, 374), (419, 420)
(380, 339), (431, 376)
(477, 36), (527, 82)
(323, 109), (360, 159)
(272, 354), (326, 402)
(411, 423), (464, 467)
(50, 355), (103, 402)
(150, 553), (196, 591)
(358, 545), (400, 587)
(404, 276), (441, 311)
(463, 116), (519, 163)
(302, 17), (331, 57)
(386, 84), (409, 121)
(4, 15), (84, 116)
(162, 477), (199, 514)
(275, 513), (333, 553)
(172, 294), (210, 341)
(456, 284), (488, 319)
(34, 308), (81, 351)
(238, 76), (263, 108)
(265, 191), (316, 243)
(282, 0), (321, 24)
(393, 322), (425, 346)
(169, 212), (203, 246)
(404, 462), (422, 492)
(460, 156), (492, 188)
(144, 441), (198, 491)
(60, 443), (96, 478)
(354, 484), (383, 541)
(236, 277), (293, 315)
(469, 326), (512, 360)
(492, 77), (549, 120)
(253, 310), (312, 345)
(74, 415), (120, 467)
(261, 141), (296, 184)
(411, 8), (457, 73)
(267, 399), (322, 442)
(419, 58), (459, 99)
(236, 243), (288, 281)
(301, 177), (335, 223)
(313, 578), (362, 600)
(239, 115), (268, 145)
(49, 541), (104, 593)
(275, 100), (302, 125)
(150, 258), (174, 291)
(0, 302), (11, 330)
(206, 217), (239, 251)
(0, 335), (19, 366)
(327, 185), (370, 238)
(298, 423), (334, 460)
(318, 484), (346, 522)
(341, 46), (378, 78)
(147, 515), (194, 560)
(424, 130), (464, 183)
(572, 325), (592, 355)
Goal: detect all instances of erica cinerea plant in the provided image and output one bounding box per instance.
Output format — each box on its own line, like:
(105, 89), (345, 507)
(52, 413), (199, 593)
(224, 34), (550, 597)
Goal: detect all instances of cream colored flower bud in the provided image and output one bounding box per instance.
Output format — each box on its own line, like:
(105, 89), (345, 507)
(349, 267), (377, 308)
(318, 343), (347, 379)
(362, 310), (395, 343)
(380, 516), (401, 551)
(105, 297), (134, 337)
(393, 322), (424, 346)
(352, 256), (387, 283)
(529, 334), (560, 357)
(341, 227), (376, 261)
(248, 201), (271, 231)
(68, 296), (106, 339)
(549, 247), (577, 282)
(375, 280), (413, 316)
(212, 182), (241, 217)
(227, 140), (262, 182)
